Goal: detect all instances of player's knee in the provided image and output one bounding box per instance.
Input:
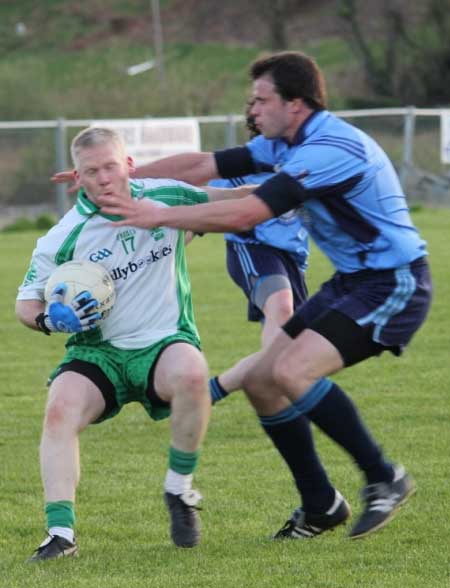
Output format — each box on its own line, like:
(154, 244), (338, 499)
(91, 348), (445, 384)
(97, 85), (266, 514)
(272, 356), (311, 393)
(280, 306), (295, 326)
(174, 362), (208, 401)
(262, 288), (294, 324)
(272, 299), (294, 324)
(44, 400), (64, 431)
(272, 363), (292, 392)
(44, 397), (75, 433)
(242, 366), (266, 400)
(44, 390), (85, 433)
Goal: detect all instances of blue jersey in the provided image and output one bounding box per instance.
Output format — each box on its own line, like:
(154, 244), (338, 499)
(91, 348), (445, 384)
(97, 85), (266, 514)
(209, 175), (309, 270)
(245, 110), (427, 273)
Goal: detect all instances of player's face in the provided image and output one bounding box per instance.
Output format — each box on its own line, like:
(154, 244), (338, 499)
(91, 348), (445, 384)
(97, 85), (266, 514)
(75, 142), (134, 206)
(250, 75), (298, 142)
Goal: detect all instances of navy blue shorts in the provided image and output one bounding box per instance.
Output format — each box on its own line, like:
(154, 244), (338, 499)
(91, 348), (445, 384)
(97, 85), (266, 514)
(226, 241), (308, 322)
(283, 257), (432, 366)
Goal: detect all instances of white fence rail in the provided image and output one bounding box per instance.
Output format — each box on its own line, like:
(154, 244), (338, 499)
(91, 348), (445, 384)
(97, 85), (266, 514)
(0, 107), (449, 220)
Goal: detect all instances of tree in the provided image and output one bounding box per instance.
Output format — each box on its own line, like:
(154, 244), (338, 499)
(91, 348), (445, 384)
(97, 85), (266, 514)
(258, 0), (316, 50)
(259, 0), (290, 50)
(397, 0), (450, 105)
(338, 0), (450, 106)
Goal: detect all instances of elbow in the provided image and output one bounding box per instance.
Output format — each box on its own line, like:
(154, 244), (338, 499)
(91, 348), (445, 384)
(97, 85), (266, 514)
(15, 300), (22, 320)
(15, 300), (27, 325)
(15, 299), (40, 328)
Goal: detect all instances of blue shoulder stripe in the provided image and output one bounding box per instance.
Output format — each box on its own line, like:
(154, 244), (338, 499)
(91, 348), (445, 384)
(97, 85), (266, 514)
(307, 138), (367, 161)
(322, 135), (366, 156)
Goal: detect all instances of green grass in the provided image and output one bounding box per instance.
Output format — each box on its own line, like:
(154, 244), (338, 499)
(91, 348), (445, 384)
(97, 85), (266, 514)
(0, 38), (356, 121)
(0, 0), (357, 122)
(1, 208), (449, 587)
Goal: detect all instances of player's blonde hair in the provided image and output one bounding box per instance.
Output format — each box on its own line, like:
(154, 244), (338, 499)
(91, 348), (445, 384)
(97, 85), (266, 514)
(71, 127), (126, 168)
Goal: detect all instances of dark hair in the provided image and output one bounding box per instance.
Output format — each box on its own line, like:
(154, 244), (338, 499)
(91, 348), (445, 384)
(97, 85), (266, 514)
(250, 51), (327, 110)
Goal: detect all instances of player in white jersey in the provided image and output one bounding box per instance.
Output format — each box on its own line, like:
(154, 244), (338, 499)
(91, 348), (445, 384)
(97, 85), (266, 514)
(20, 178), (205, 350)
(16, 126), (252, 562)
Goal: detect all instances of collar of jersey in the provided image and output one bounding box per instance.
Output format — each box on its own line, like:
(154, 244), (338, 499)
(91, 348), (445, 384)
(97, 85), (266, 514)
(285, 109), (329, 147)
(75, 186), (142, 221)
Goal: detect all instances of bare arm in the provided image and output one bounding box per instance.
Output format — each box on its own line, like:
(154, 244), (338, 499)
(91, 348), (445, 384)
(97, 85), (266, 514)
(154, 195), (273, 233)
(51, 152), (220, 189)
(181, 184), (258, 240)
(132, 152), (219, 185)
(98, 193), (274, 234)
(203, 184), (258, 202)
(16, 299), (45, 331)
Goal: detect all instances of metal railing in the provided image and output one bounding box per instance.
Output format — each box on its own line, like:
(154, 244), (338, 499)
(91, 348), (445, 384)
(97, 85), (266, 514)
(0, 107), (449, 220)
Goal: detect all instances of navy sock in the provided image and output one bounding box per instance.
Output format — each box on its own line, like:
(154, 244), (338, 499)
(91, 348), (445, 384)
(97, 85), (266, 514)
(260, 409), (335, 513)
(307, 383), (394, 484)
(209, 376), (229, 405)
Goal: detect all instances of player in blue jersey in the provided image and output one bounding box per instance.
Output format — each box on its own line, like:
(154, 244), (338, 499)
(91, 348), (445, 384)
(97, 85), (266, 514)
(96, 52), (432, 542)
(209, 104), (309, 404)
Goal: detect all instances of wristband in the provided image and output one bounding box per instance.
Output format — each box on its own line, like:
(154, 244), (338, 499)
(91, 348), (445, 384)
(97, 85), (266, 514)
(35, 312), (51, 336)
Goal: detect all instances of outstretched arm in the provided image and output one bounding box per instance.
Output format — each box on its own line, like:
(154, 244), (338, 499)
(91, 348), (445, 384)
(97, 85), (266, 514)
(203, 184), (258, 202)
(97, 193), (273, 234)
(132, 152), (219, 185)
(51, 152), (220, 190)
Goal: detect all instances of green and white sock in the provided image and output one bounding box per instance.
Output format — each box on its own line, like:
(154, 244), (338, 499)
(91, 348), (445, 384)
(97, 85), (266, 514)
(49, 526), (75, 543)
(164, 447), (199, 494)
(45, 500), (75, 542)
(164, 470), (193, 495)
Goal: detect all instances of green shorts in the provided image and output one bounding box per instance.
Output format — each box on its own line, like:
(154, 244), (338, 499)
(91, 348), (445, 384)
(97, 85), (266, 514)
(49, 333), (201, 423)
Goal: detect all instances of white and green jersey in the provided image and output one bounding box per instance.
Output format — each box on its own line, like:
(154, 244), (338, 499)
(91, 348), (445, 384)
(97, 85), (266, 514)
(17, 178), (208, 350)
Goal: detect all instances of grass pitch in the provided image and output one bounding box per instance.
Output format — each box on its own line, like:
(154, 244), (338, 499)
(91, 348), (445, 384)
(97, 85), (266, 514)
(1, 208), (449, 587)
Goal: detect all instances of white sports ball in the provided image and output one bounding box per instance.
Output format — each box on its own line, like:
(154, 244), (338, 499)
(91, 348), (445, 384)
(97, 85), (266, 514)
(44, 260), (116, 323)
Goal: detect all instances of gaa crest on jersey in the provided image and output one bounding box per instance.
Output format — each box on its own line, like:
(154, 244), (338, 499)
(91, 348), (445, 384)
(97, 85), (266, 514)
(149, 227), (165, 241)
(89, 248), (112, 262)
